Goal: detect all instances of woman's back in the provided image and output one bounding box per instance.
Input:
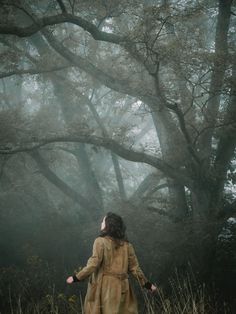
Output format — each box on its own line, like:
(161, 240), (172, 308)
(99, 237), (134, 313)
(102, 236), (129, 275)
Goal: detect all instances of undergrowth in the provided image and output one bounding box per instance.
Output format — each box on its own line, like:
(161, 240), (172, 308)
(0, 264), (232, 314)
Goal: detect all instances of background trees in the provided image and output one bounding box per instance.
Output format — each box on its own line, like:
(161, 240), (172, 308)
(0, 0), (236, 311)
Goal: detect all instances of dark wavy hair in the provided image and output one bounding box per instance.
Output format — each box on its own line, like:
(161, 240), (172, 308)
(100, 212), (128, 243)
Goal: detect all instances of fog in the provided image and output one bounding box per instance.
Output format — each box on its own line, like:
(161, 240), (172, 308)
(0, 0), (236, 313)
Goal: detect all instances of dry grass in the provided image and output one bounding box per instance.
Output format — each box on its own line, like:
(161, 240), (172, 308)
(140, 271), (231, 314)
(3, 274), (231, 314)
(5, 286), (83, 314)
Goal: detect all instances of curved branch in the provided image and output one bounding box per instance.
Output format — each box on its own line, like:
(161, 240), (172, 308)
(29, 150), (96, 212)
(0, 5), (160, 105)
(129, 172), (163, 203)
(0, 12), (125, 44)
(0, 134), (193, 188)
(0, 65), (73, 79)
(42, 29), (157, 104)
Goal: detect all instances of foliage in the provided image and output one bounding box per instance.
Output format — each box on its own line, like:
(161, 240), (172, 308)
(0, 0), (236, 311)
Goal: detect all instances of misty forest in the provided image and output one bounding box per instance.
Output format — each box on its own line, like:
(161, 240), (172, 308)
(0, 0), (236, 313)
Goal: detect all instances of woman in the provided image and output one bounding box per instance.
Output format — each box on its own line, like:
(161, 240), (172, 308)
(66, 212), (157, 313)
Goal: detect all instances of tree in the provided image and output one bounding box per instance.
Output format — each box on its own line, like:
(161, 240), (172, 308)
(0, 0), (235, 276)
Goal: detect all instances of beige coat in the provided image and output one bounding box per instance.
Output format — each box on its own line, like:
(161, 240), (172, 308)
(74, 236), (148, 314)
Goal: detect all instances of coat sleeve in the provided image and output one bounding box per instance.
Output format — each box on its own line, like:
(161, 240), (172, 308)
(74, 237), (104, 281)
(128, 243), (148, 286)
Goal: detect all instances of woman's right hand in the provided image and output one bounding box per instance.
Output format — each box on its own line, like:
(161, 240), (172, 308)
(66, 276), (74, 284)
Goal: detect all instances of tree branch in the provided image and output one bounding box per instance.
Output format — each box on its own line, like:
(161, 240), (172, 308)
(0, 4), (164, 106)
(29, 149), (97, 213)
(0, 65), (73, 79)
(0, 4), (163, 108)
(129, 172), (163, 203)
(42, 29), (157, 104)
(0, 134), (193, 188)
(0, 37), (37, 65)
(0, 12), (125, 44)
(88, 90), (127, 200)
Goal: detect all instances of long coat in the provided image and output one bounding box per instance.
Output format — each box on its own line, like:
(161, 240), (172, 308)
(74, 236), (148, 314)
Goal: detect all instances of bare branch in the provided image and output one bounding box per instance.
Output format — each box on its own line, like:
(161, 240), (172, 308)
(129, 172), (163, 203)
(29, 149), (96, 213)
(0, 12), (125, 44)
(0, 65), (73, 79)
(42, 29), (158, 105)
(0, 134), (193, 188)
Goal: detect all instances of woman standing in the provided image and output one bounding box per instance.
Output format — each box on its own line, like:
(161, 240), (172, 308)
(66, 212), (157, 314)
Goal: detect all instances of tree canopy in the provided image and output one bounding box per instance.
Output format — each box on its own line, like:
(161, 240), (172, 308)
(0, 0), (236, 290)
(0, 0), (235, 218)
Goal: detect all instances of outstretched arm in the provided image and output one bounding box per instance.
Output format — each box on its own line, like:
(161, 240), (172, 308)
(67, 237), (104, 283)
(128, 243), (157, 292)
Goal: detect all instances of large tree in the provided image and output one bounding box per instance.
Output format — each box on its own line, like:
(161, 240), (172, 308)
(0, 0), (235, 276)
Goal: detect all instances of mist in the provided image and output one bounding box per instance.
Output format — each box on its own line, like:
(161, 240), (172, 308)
(0, 0), (236, 313)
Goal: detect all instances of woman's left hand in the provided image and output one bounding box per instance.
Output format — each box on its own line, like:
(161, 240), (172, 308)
(151, 284), (157, 293)
(66, 276), (74, 284)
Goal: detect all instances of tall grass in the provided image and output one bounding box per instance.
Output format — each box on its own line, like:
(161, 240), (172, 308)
(2, 273), (232, 314)
(140, 271), (231, 314)
(4, 287), (83, 314)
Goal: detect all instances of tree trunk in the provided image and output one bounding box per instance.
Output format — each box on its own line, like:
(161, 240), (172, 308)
(111, 153), (127, 200)
(85, 95), (127, 200)
(198, 0), (232, 160)
(29, 150), (98, 217)
(151, 110), (189, 219)
(52, 76), (104, 211)
(74, 144), (104, 209)
(168, 182), (188, 220)
(191, 187), (211, 218)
